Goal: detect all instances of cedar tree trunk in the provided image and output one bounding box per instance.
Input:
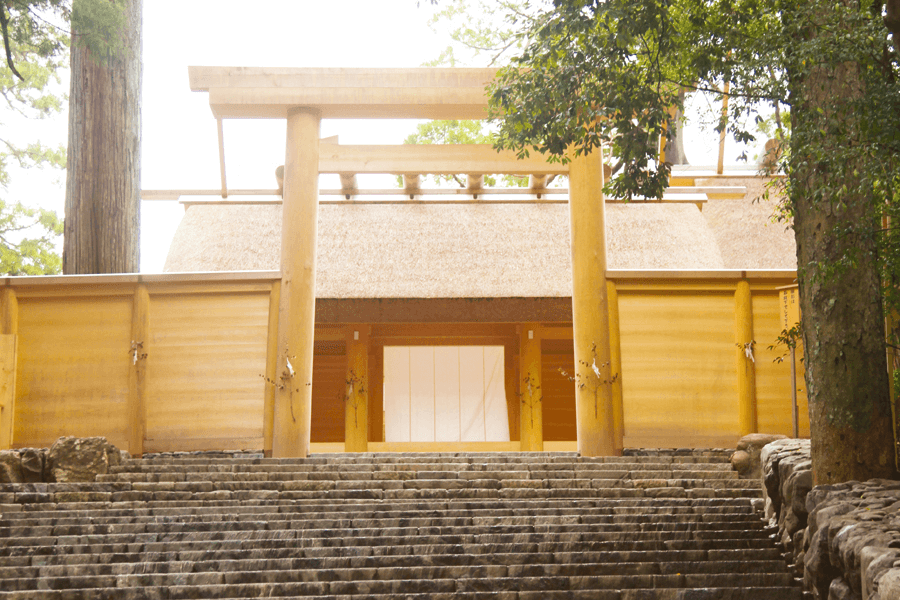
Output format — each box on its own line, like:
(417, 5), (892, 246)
(63, 0), (142, 274)
(790, 8), (898, 483)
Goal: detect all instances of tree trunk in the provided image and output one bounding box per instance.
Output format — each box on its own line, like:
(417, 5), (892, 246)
(790, 7), (898, 484)
(63, 0), (142, 274)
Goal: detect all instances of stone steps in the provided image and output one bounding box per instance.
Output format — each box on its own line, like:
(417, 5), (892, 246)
(0, 449), (803, 599)
(0, 583), (803, 600)
(0, 548), (784, 570)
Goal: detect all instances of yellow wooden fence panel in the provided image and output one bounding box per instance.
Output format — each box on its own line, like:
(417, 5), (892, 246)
(753, 292), (810, 437)
(14, 297), (132, 449)
(0, 334), (16, 449)
(144, 293), (268, 451)
(618, 292), (740, 448)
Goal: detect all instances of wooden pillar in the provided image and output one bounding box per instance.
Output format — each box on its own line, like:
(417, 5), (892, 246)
(519, 324), (543, 452)
(607, 281), (624, 455)
(569, 149), (616, 457)
(735, 280), (758, 435)
(0, 288), (18, 450)
(345, 326), (369, 452)
(263, 281), (280, 457)
(272, 107), (321, 458)
(128, 285), (149, 456)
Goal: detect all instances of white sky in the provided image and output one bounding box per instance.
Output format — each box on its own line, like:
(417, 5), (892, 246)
(5, 0), (758, 273)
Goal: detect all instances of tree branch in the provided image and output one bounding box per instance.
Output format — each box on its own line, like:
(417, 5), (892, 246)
(0, 3), (24, 81)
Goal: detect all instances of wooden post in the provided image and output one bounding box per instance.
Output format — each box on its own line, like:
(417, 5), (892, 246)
(128, 285), (149, 456)
(272, 107), (321, 458)
(735, 280), (758, 435)
(569, 149), (616, 457)
(0, 288), (18, 450)
(345, 326), (369, 452)
(607, 281), (625, 455)
(263, 281), (280, 457)
(519, 324), (543, 452)
(717, 81), (731, 175)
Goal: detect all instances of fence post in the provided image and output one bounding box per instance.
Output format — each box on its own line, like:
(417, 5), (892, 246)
(0, 288), (18, 450)
(519, 324), (543, 452)
(263, 281), (280, 457)
(345, 326), (369, 452)
(735, 280), (758, 435)
(128, 284), (149, 457)
(607, 281), (624, 455)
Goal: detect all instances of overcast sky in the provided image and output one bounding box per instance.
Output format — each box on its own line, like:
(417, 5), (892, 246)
(5, 0), (752, 272)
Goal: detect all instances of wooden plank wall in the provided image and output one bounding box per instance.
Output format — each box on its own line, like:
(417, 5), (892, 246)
(311, 341), (346, 443)
(753, 292), (809, 437)
(617, 292), (739, 448)
(1, 272), (810, 453)
(144, 292), (269, 453)
(14, 296), (133, 450)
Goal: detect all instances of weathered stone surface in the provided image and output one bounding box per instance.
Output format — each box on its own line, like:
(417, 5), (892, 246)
(756, 436), (900, 600)
(860, 546), (900, 599)
(876, 567), (900, 600)
(0, 450), (23, 483)
(47, 436), (120, 483)
(827, 577), (858, 600)
(19, 448), (46, 483)
(733, 433), (788, 480)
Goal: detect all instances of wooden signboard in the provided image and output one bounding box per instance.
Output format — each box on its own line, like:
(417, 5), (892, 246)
(779, 285), (800, 331)
(777, 284), (801, 438)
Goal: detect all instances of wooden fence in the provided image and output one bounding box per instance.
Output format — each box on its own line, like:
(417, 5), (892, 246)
(0, 270), (807, 454)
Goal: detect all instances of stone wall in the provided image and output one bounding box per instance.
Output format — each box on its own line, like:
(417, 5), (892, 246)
(755, 437), (900, 600)
(0, 436), (127, 483)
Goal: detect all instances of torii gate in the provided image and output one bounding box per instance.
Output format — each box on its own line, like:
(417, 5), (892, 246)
(189, 67), (619, 458)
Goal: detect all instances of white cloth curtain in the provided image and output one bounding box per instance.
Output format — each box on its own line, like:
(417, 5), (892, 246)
(383, 346), (510, 442)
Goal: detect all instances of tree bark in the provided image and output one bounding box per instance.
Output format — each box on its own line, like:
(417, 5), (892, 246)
(790, 7), (899, 483)
(63, 0), (142, 274)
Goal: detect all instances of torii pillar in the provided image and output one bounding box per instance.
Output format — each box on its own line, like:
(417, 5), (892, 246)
(272, 107), (321, 458)
(569, 148), (619, 456)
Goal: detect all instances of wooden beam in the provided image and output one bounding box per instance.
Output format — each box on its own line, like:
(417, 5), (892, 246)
(372, 324), (516, 338)
(607, 281), (624, 456)
(345, 326), (369, 452)
(0, 287), (17, 450)
(467, 174), (484, 196)
(569, 149), (616, 457)
(519, 324), (544, 452)
(1, 287), (16, 336)
(402, 174), (422, 197)
(263, 281), (280, 456)
(338, 174), (358, 199)
(272, 107), (321, 459)
(735, 280), (758, 435)
(189, 67), (499, 93)
(217, 118), (228, 198)
(717, 82), (730, 175)
(128, 285), (149, 457)
(320, 144), (568, 175)
(207, 87), (492, 120)
(315, 297), (573, 324)
(190, 68), (501, 120)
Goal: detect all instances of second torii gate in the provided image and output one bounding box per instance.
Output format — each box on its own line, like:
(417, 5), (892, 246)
(189, 67), (619, 458)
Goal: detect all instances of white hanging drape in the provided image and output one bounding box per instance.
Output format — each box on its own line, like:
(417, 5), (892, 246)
(383, 346), (509, 442)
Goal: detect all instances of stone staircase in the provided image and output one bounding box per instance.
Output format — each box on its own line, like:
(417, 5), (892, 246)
(0, 450), (804, 599)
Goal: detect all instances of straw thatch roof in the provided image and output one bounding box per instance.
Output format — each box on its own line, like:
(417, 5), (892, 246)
(164, 202), (729, 298)
(698, 177), (797, 270)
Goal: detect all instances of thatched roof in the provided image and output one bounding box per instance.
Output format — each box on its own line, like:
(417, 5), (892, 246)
(164, 194), (793, 298)
(697, 177), (797, 270)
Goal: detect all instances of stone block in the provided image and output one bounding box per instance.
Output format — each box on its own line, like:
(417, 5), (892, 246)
(0, 450), (23, 483)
